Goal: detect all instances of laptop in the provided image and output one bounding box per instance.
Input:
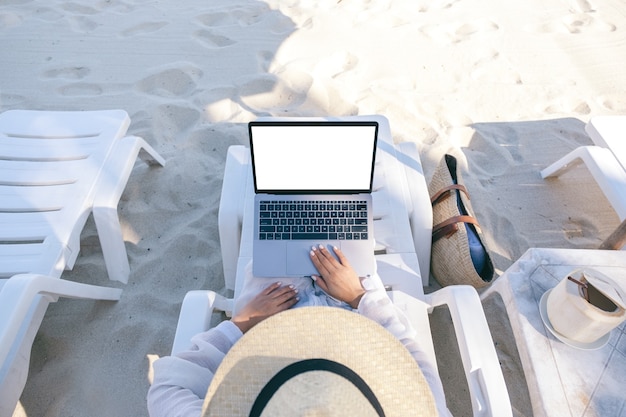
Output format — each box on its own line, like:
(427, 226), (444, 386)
(250, 120), (378, 278)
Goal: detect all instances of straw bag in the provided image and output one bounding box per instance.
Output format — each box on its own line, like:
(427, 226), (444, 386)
(428, 154), (494, 288)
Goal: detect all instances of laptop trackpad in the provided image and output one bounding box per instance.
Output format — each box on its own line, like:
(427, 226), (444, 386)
(286, 243), (317, 276)
(253, 242), (288, 277)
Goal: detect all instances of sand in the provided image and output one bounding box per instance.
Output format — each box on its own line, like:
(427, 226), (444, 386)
(1, 0), (625, 415)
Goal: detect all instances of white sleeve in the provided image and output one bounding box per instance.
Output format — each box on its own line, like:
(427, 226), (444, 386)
(357, 283), (452, 417)
(147, 321), (243, 417)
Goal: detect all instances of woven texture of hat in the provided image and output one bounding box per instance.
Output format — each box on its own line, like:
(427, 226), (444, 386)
(203, 307), (437, 417)
(428, 156), (488, 288)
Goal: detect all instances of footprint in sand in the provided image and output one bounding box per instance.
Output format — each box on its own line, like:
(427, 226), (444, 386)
(94, 0), (135, 14)
(238, 71), (313, 113)
(469, 49), (522, 84)
(420, 19), (499, 44)
(0, 93), (27, 107)
(135, 66), (202, 98)
(562, 217), (598, 244)
(493, 215), (527, 254)
(56, 2), (99, 33)
(196, 6), (269, 27)
(416, 0), (461, 12)
(67, 15), (99, 32)
(60, 2), (99, 15)
(598, 95), (626, 112)
(561, 13), (616, 33)
(58, 2), (101, 33)
(195, 7), (266, 27)
(455, 21), (499, 37)
(542, 99), (591, 115)
(195, 12), (235, 27)
(192, 29), (236, 48)
(468, 124), (523, 174)
(58, 83), (103, 97)
(31, 7), (64, 22)
(529, 11), (616, 34)
(152, 104), (202, 137)
(195, 5), (291, 34)
(42, 66), (90, 80)
(257, 50), (276, 72)
(0, 11), (23, 27)
(121, 22), (168, 37)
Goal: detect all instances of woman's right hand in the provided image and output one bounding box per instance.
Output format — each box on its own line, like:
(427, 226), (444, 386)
(309, 245), (366, 309)
(231, 282), (299, 333)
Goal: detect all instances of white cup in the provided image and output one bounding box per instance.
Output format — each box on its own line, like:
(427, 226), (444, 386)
(547, 269), (626, 344)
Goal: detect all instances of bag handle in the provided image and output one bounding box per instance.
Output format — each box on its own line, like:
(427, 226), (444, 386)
(432, 215), (480, 243)
(430, 184), (470, 206)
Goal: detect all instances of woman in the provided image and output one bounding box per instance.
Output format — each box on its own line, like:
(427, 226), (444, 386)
(148, 245), (451, 417)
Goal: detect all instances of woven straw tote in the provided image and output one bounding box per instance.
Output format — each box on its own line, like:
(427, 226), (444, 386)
(428, 154), (494, 288)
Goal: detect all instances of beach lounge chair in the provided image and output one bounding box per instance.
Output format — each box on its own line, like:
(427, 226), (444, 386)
(0, 109), (164, 415)
(541, 116), (626, 227)
(171, 116), (512, 417)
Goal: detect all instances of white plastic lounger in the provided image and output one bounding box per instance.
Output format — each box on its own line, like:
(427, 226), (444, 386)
(0, 109), (165, 282)
(541, 116), (626, 223)
(586, 116), (626, 172)
(0, 109), (164, 415)
(172, 116), (512, 417)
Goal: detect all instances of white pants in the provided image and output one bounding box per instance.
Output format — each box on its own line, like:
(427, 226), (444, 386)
(232, 261), (384, 315)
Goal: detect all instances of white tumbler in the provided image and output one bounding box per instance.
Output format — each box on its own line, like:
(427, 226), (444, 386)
(547, 269), (626, 344)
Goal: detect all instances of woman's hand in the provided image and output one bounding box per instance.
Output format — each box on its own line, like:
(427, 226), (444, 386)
(231, 282), (299, 333)
(310, 245), (366, 309)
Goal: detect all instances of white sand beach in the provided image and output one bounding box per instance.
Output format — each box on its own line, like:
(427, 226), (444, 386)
(2, 0), (625, 415)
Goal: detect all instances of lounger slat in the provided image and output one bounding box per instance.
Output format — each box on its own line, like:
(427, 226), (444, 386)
(0, 136), (100, 161)
(0, 184), (77, 210)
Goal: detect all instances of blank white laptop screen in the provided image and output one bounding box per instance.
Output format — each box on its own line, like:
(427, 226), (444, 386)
(250, 123), (377, 193)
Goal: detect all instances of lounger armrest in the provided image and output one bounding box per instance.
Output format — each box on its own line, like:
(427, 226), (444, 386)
(0, 274), (121, 370)
(218, 146), (249, 293)
(541, 146), (626, 221)
(427, 285), (513, 417)
(396, 141), (433, 284)
(171, 291), (233, 355)
(94, 135), (165, 208)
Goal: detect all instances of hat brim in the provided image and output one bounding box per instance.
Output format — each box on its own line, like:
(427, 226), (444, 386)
(203, 306), (437, 417)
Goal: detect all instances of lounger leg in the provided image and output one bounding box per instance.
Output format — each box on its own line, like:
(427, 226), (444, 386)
(93, 206), (131, 283)
(540, 147), (587, 178)
(94, 136), (165, 283)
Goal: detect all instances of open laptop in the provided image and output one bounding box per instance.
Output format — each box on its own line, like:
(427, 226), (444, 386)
(250, 120), (378, 277)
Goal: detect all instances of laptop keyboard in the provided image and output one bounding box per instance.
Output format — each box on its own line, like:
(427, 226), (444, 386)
(258, 200), (369, 241)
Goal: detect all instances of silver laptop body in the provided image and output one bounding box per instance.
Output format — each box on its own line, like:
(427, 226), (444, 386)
(250, 120), (378, 277)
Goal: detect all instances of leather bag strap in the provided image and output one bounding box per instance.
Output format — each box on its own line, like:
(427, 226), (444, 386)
(430, 184), (470, 206)
(432, 215), (480, 243)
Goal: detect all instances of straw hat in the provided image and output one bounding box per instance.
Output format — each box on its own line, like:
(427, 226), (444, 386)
(203, 307), (437, 417)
